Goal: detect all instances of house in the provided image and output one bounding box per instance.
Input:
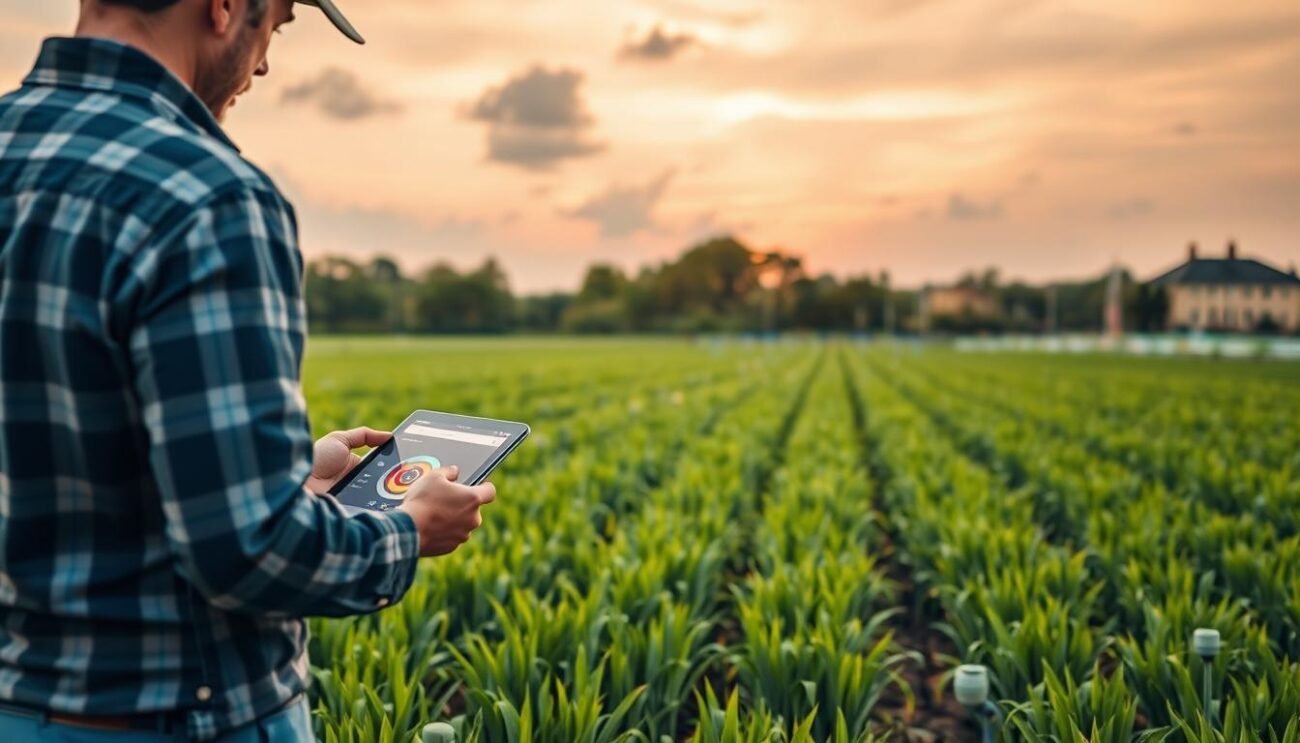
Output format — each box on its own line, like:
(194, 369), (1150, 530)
(1150, 242), (1300, 332)
(921, 286), (1000, 318)
(918, 285), (1000, 331)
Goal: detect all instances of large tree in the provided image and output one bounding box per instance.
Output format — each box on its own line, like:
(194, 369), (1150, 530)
(304, 256), (388, 333)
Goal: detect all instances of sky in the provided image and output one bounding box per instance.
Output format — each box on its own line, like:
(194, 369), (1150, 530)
(1, 0), (1298, 293)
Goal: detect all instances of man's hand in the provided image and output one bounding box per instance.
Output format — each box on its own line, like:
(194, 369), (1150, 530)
(399, 466), (497, 557)
(306, 427), (391, 494)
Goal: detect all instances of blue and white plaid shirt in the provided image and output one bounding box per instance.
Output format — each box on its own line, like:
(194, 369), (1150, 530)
(0, 37), (421, 740)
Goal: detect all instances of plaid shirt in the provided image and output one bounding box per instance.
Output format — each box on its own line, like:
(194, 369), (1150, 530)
(0, 38), (421, 739)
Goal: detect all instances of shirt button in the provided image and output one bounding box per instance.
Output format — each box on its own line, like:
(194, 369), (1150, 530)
(376, 597), (390, 608)
(195, 686), (212, 702)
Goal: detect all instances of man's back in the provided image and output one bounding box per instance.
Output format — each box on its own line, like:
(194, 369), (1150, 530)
(0, 37), (421, 740)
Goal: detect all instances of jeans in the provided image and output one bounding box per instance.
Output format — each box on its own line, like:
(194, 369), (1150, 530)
(0, 697), (314, 742)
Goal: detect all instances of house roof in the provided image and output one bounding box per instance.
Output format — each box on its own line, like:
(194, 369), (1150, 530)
(1149, 258), (1300, 286)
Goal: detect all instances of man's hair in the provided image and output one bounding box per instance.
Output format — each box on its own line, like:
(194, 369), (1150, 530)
(100, 0), (269, 23)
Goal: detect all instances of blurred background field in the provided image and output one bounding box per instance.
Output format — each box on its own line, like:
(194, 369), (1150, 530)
(302, 337), (1300, 742)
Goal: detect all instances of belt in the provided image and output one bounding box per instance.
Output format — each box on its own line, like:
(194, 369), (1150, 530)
(49, 710), (185, 734)
(0, 699), (186, 734)
(0, 692), (305, 735)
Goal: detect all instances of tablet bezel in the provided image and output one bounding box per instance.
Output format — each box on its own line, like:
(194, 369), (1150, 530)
(328, 409), (529, 512)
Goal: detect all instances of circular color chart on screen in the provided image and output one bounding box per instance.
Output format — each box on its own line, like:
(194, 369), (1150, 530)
(378, 456), (442, 500)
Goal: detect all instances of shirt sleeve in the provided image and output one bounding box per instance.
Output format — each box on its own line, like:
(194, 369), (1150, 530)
(127, 185), (421, 618)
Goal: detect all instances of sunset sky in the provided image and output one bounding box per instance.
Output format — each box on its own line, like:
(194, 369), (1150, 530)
(2, 0), (1298, 293)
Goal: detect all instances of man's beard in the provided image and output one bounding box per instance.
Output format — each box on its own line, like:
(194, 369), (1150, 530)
(194, 26), (259, 122)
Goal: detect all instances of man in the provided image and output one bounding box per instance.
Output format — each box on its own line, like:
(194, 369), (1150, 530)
(0, 0), (496, 740)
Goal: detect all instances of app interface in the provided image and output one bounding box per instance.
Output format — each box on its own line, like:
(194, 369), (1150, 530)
(336, 417), (512, 512)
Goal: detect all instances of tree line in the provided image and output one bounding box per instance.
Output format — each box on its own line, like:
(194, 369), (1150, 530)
(304, 235), (1175, 335)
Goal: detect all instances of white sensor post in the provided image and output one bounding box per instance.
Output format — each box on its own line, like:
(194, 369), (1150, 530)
(954, 665), (990, 705)
(1193, 628), (1221, 659)
(421, 722), (457, 743)
(1193, 628), (1221, 726)
(954, 665), (1001, 743)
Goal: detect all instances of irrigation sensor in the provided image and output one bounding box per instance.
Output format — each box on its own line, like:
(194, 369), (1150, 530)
(954, 664), (1002, 743)
(1193, 628), (1221, 726)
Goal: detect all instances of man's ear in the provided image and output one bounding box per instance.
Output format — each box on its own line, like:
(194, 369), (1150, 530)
(208, 0), (234, 36)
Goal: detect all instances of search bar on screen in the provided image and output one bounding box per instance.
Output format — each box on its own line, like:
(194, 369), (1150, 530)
(404, 424), (507, 447)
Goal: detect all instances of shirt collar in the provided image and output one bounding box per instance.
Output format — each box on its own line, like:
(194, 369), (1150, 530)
(24, 36), (240, 153)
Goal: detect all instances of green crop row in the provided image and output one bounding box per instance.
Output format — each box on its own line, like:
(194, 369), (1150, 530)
(842, 346), (1300, 740)
(299, 339), (1299, 741)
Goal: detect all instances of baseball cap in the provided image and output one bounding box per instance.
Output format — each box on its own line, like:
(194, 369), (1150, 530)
(296, 0), (365, 44)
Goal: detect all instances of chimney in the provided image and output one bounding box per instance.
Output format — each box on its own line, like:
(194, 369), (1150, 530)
(1227, 240), (1237, 260)
(1188, 241), (1198, 262)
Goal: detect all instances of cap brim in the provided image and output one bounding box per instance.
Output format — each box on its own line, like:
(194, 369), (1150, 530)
(296, 0), (365, 45)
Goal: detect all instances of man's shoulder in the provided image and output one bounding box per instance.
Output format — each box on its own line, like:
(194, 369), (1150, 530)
(123, 111), (287, 211)
(0, 83), (289, 214)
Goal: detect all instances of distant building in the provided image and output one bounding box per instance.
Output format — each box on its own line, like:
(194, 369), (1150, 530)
(1150, 242), (1300, 332)
(918, 285), (1000, 331)
(922, 286), (1000, 317)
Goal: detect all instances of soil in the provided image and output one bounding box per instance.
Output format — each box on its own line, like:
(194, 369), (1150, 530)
(872, 540), (982, 743)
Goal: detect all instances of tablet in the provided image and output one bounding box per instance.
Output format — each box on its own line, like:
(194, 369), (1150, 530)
(329, 410), (529, 514)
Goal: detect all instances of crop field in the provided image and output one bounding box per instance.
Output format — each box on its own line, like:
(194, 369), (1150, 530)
(300, 338), (1300, 742)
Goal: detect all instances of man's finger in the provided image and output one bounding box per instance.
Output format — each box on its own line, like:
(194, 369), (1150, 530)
(475, 482), (496, 505)
(330, 427), (391, 450)
(434, 465), (459, 482)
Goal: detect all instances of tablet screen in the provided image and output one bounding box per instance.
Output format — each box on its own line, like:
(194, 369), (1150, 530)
(331, 412), (525, 513)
